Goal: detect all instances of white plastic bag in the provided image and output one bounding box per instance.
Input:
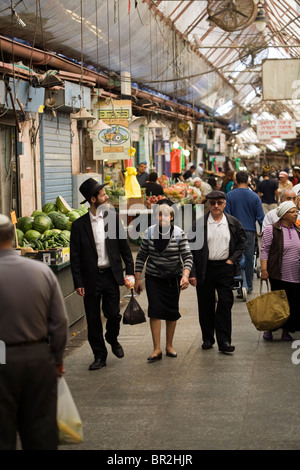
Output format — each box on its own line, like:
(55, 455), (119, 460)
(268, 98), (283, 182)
(57, 376), (83, 445)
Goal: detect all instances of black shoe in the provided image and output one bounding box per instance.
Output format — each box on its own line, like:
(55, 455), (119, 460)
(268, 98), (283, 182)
(166, 349), (177, 358)
(110, 341), (124, 358)
(147, 352), (162, 363)
(219, 342), (235, 354)
(88, 358), (107, 370)
(202, 340), (213, 350)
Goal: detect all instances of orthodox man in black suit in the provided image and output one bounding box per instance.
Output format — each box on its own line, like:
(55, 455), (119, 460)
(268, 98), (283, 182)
(70, 178), (134, 370)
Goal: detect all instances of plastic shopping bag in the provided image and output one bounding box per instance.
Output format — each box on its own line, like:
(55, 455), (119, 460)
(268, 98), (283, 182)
(124, 167), (141, 198)
(123, 289), (146, 325)
(57, 376), (83, 445)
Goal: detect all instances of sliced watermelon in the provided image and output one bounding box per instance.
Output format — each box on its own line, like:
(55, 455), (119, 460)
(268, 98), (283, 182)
(56, 196), (72, 214)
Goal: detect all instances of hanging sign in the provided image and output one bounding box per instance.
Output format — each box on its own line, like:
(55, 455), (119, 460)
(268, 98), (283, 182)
(257, 120), (296, 141)
(92, 100), (132, 160)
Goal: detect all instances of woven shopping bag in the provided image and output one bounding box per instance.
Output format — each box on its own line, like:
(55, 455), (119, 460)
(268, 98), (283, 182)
(246, 279), (290, 331)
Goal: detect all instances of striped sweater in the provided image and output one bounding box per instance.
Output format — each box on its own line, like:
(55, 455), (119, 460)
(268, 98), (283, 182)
(135, 224), (193, 278)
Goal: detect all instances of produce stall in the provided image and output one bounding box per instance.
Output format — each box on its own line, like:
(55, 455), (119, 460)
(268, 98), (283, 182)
(15, 196), (88, 327)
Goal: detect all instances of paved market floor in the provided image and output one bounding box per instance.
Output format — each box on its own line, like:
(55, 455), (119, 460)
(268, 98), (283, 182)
(61, 270), (300, 451)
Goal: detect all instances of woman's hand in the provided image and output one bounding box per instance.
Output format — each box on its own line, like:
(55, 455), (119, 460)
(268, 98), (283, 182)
(261, 269), (269, 280)
(189, 277), (197, 287)
(180, 274), (189, 290)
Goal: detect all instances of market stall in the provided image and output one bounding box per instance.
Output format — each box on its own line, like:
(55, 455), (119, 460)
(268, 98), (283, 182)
(14, 196), (87, 327)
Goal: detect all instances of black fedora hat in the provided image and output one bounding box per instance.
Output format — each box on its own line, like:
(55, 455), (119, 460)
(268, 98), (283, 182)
(79, 178), (108, 204)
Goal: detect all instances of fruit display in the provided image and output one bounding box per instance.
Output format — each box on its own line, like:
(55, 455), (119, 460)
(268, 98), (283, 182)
(145, 195), (167, 208)
(16, 195), (88, 251)
(163, 183), (194, 205)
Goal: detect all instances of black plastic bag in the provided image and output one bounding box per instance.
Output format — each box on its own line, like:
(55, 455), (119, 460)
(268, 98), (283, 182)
(123, 290), (146, 325)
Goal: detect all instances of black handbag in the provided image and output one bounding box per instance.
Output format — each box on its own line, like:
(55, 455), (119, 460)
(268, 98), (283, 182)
(123, 290), (147, 325)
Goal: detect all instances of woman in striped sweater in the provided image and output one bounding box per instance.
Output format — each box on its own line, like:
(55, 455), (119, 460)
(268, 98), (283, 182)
(261, 201), (300, 341)
(134, 200), (193, 362)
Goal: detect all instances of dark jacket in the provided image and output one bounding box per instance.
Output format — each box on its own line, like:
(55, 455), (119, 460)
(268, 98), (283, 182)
(267, 220), (300, 280)
(189, 212), (247, 284)
(70, 210), (134, 295)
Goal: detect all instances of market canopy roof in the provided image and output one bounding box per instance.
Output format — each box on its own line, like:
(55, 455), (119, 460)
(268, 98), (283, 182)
(0, 0), (299, 129)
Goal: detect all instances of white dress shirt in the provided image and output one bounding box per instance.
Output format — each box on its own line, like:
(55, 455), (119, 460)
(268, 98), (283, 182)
(89, 209), (110, 268)
(207, 213), (230, 260)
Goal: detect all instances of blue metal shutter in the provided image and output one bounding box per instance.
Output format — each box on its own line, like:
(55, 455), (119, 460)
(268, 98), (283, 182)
(40, 112), (72, 206)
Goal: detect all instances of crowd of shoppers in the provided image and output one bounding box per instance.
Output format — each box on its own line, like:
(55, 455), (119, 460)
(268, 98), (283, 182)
(1, 161), (300, 449)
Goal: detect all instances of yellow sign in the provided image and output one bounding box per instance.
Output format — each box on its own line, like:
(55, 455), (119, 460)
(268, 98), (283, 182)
(103, 146), (124, 153)
(10, 211), (17, 225)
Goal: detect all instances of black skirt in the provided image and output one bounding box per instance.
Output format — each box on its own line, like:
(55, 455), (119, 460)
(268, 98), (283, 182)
(145, 275), (181, 321)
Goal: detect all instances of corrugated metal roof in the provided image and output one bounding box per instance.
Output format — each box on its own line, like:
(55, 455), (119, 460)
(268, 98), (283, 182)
(0, 0), (299, 125)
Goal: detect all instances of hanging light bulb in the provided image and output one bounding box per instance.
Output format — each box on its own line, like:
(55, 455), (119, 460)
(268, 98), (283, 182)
(183, 149), (190, 157)
(254, 4), (268, 32)
(173, 141), (179, 149)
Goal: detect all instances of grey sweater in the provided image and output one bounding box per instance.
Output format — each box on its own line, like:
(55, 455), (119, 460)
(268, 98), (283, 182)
(0, 249), (68, 363)
(135, 225), (193, 278)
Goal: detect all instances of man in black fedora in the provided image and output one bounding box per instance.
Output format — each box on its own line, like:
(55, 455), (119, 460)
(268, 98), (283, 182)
(70, 178), (134, 370)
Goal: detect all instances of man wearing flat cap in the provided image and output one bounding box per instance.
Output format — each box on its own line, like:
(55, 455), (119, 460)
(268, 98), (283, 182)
(188, 190), (247, 354)
(70, 178), (134, 370)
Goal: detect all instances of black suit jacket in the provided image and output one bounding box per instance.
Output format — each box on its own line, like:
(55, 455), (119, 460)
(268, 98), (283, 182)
(70, 210), (134, 295)
(189, 212), (247, 284)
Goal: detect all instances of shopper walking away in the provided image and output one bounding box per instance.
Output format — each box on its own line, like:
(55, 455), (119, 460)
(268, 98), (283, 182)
(70, 178), (134, 371)
(189, 191), (247, 354)
(0, 214), (68, 450)
(260, 201), (300, 341)
(142, 171), (164, 196)
(134, 199), (193, 362)
(225, 171), (264, 294)
(257, 170), (279, 214)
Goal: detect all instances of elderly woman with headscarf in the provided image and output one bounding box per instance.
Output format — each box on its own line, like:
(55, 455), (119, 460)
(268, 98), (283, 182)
(260, 201), (300, 341)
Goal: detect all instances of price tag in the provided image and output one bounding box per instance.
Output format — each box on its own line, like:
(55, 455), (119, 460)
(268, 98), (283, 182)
(10, 211), (17, 225)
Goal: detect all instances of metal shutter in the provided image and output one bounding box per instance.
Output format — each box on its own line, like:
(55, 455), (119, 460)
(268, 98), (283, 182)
(40, 112), (72, 206)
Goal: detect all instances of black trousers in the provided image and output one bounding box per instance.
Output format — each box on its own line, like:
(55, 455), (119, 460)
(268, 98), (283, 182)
(84, 268), (121, 360)
(0, 342), (58, 450)
(196, 260), (234, 347)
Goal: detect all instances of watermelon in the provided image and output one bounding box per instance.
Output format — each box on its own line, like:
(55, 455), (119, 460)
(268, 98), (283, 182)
(68, 211), (80, 222)
(17, 217), (25, 230)
(61, 230), (71, 240)
(31, 210), (47, 218)
(24, 230), (41, 242)
(47, 211), (59, 223)
(33, 215), (52, 234)
(53, 213), (68, 231)
(43, 229), (56, 237)
(42, 202), (58, 214)
(19, 217), (34, 234)
(67, 220), (72, 231)
(56, 196), (72, 215)
(16, 229), (24, 245)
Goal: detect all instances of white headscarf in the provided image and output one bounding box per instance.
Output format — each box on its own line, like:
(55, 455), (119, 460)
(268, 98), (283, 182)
(276, 201), (297, 218)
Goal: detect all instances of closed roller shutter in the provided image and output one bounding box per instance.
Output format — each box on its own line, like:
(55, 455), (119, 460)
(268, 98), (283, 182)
(41, 112), (72, 206)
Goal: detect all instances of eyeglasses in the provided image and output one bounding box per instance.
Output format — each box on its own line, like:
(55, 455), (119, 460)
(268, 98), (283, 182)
(208, 200), (224, 206)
